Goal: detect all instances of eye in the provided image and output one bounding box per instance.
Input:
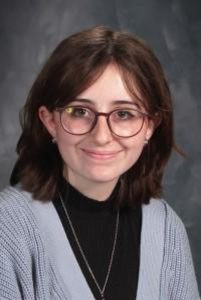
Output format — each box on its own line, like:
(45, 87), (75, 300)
(65, 106), (89, 118)
(114, 109), (138, 120)
(117, 111), (131, 119)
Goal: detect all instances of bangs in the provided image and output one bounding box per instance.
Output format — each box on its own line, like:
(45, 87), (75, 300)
(51, 57), (112, 109)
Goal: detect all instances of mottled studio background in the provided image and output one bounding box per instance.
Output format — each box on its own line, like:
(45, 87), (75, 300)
(0, 0), (200, 291)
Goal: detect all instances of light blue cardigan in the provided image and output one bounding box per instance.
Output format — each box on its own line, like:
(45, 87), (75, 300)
(0, 186), (200, 299)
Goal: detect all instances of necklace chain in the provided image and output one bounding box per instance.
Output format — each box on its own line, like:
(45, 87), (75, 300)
(59, 193), (119, 300)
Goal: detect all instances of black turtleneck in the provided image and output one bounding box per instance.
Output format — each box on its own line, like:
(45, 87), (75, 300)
(53, 180), (142, 300)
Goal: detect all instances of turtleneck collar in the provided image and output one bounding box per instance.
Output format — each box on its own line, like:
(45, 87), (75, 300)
(61, 178), (119, 213)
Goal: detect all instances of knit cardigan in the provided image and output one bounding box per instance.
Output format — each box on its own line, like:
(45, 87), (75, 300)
(0, 186), (200, 300)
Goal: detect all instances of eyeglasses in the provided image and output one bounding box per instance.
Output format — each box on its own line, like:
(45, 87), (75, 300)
(56, 105), (150, 138)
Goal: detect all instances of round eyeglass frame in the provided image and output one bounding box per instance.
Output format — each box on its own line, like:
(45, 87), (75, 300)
(55, 106), (151, 138)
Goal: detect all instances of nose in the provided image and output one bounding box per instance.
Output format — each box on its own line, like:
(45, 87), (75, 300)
(90, 115), (113, 145)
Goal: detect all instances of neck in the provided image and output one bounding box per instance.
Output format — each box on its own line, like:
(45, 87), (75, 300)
(63, 174), (119, 201)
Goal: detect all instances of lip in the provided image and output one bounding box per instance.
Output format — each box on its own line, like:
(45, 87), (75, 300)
(81, 149), (121, 160)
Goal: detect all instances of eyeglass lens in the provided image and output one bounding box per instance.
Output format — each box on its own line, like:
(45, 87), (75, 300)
(60, 106), (145, 137)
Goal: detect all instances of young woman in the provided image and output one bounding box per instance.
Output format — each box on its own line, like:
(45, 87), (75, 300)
(0, 26), (199, 300)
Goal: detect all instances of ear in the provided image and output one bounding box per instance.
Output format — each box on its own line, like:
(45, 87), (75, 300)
(38, 106), (57, 138)
(145, 119), (155, 141)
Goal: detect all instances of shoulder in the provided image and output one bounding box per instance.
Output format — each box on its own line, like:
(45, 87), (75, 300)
(0, 185), (56, 246)
(0, 186), (41, 250)
(0, 185), (56, 234)
(142, 199), (200, 299)
(0, 186), (51, 268)
(0, 185), (37, 225)
(145, 198), (192, 260)
(142, 198), (186, 233)
(0, 187), (56, 299)
(0, 185), (32, 210)
(141, 198), (190, 271)
(142, 198), (192, 254)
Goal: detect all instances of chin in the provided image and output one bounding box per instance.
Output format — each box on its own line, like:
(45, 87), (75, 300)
(84, 170), (121, 184)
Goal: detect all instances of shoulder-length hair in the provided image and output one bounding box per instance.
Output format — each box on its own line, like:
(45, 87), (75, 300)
(10, 25), (176, 207)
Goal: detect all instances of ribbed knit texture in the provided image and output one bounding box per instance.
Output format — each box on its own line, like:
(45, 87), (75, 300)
(0, 186), (200, 300)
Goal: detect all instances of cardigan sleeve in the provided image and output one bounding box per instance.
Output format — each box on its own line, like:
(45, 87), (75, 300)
(0, 189), (51, 300)
(0, 205), (33, 299)
(160, 202), (200, 300)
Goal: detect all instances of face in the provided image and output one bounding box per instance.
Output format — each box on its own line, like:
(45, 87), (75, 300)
(39, 64), (154, 197)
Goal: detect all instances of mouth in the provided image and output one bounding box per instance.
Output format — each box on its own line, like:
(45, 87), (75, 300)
(81, 149), (122, 160)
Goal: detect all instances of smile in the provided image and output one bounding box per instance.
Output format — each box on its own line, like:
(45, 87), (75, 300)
(81, 149), (121, 160)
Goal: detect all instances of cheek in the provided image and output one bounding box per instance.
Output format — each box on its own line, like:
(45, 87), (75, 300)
(122, 125), (147, 149)
(120, 135), (146, 168)
(127, 142), (145, 162)
(55, 131), (82, 161)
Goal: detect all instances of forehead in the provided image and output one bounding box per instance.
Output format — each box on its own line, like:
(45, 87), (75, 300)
(76, 64), (142, 106)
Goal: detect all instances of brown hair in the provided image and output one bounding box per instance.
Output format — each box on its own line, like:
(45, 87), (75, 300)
(10, 25), (176, 207)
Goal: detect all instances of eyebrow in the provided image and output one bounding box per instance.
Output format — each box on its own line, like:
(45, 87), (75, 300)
(73, 98), (141, 108)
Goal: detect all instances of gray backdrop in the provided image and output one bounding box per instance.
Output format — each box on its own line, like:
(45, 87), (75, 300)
(0, 0), (200, 292)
